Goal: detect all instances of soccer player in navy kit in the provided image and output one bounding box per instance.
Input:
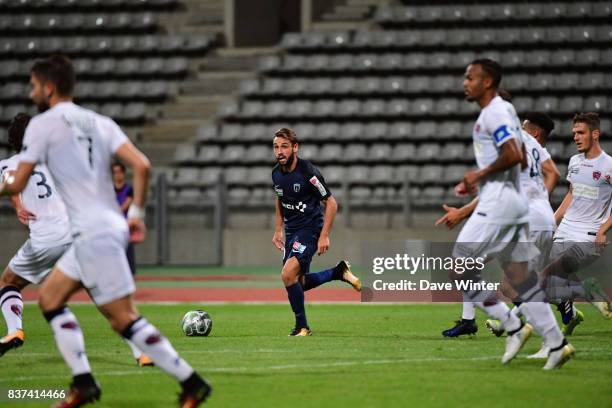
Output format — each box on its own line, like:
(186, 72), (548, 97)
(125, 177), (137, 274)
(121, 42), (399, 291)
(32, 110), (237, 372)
(271, 128), (361, 336)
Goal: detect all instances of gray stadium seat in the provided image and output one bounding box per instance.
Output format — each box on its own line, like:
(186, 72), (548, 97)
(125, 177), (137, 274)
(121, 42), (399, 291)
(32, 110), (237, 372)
(370, 165), (394, 184)
(534, 96), (559, 113)
(240, 101), (265, 118)
(243, 124), (268, 142)
(392, 144), (416, 162)
(382, 76), (407, 93)
(288, 100), (312, 117)
(387, 99), (410, 116)
(316, 123), (341, 142)
(415, 143), (440, 162)
(199, 167), (222, 186)
(436, 98), (460, 115)
(339, 122), (364, 141)
(378, 54), (404, 70)
(443, 165), (468, 184)
(364, 122), (388, 141)
(430, 76), (455, 93)
(419, 165), (444, 185)
(413, 121), (437, 139)
(344, 144), (368, 163)
(264, 101), (287, 118)
(195, 124), (218, 143)
(299, 145), (319, 161)
(289, 78), (312, 95)
(346, 166), (370, 185)
(584, 95), (607, 112)
(388, 122), (413, 140)
(197, 146), (222, 164)
(318, 144), (344, 163)
(293, 123), (316, 141)
(575, 49), (600, 66)
(319, 166), (345, 185)
(261, 78), (283, 95)
(530, 74), (555, 91)
(546, 142), (564, 160)
(440, 143), (466, 162)
(244, 146), (269, 164)
(173, 168), (200, 187)
(368, 145), (393, 163)
(174, 144), (197, 163)
(555, 73), (579, 90)
(313, 100), (337, 117)
(333, 77), (357, 95)
(558, 96), (583, 114)
(362, 99), (386, 116)
(225, 167), (248, 185)
(220, 124), (243, 142)
(412, 99), (434, 115)
(437, 121), (462, 140)
(248, 167), (271, 185)
(338, 99), (361, 117)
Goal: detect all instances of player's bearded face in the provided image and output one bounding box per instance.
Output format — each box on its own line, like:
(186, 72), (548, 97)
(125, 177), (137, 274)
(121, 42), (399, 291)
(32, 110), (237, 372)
(463, 65), (484, 102)
(29, 75), (51, 113)
(273, 138), (297, 167)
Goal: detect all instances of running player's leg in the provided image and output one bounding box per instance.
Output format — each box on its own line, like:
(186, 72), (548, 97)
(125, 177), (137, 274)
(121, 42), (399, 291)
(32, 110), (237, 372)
(0, 267), (30, 355)
(37, 265), (98, 405)
(282, 257), (309, 336)
(79, 231), (210, 405)
(98, 294), (209, 403)
(300, 260), (361, 292)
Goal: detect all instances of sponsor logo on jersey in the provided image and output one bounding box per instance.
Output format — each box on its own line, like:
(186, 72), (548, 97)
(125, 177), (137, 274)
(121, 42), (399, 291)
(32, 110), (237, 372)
(573, 183), (598, 200)
(492, 125), (511, 143)
(309, 176), (327, 196)
(293, 183), (301, 193)
(593, 170), (601, 181)
(281, 201), (306, 213)
(292, 241), (307, 254)
(274, 185), (283, 196)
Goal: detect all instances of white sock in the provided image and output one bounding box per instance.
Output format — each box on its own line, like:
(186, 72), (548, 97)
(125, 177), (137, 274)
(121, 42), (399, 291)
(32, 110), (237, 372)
(125, 339), (142, 359)
(519, 302), (564, 349)
(461, 299), (476, 320)
(123, 318), (193, 381)
(475, 300), (521, 333)
(46, 307), (91, 376)
(0, 287), (23, 334)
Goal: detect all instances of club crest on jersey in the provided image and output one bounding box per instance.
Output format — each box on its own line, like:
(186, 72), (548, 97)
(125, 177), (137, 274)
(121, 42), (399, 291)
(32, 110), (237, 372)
(309, 176), (327, 196)
(593, 171), (601, 181)
(293, 183), (301, 193)
(493, 125), (511, 143)
(292, 241), (306, 254)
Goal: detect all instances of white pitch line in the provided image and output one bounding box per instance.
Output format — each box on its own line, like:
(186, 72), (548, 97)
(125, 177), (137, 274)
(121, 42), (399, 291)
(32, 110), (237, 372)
(0, 355), (502, 382)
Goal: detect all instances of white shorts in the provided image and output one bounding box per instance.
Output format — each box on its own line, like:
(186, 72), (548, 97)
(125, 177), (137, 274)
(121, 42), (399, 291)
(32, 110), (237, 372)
(57, 229), (135, 305)
(453, 213), (539, 265)
(529, 230), (554, 273)
(9, 240), (71, 284)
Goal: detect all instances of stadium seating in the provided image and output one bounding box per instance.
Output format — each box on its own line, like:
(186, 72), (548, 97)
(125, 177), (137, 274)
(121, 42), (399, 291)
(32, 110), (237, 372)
(0, 0), (217, 126)
(165, 0), (608, 209)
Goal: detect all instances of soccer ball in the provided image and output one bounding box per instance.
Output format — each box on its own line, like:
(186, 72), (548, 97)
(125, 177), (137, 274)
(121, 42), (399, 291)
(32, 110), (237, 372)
(181, 310), (212, 337)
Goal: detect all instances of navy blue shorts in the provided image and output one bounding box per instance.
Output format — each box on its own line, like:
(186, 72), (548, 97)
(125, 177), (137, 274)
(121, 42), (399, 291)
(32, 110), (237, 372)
(282, 229), (320, 275)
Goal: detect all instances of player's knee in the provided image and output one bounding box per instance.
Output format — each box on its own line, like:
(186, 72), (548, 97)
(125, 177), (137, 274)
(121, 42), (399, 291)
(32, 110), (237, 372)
(108, 313), (139, 333)
(38, 291), (60, 313)
(281, 267), (299, 286)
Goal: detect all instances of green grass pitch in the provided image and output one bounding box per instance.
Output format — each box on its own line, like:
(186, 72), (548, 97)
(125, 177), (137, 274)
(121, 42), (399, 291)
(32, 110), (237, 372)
(1, 303), (611, 407)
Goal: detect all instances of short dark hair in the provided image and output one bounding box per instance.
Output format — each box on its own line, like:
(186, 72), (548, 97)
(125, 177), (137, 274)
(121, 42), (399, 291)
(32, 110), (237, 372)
(7, 112), (31, 152)
(524, 111), (555, 138)
(471, 58), (503, 89)
(498, 88), (512, 102)
(30, 54), (75, 97)
(111, 161), (126, 173)
(573, 112), (600, 132)
(274, 128), (298, 145)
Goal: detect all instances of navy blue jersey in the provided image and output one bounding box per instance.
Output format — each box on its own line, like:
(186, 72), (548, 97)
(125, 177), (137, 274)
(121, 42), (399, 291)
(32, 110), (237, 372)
(272, 158), (332, 233)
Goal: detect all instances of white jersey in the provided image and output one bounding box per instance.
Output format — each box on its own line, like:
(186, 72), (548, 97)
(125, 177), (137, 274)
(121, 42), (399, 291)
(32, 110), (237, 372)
(556, 150), (612, 239)
(20, 102), (128, 238)
(0, 154), (72, 246)
(519, 131), (556, 232)
(472, 95), (528, 224)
